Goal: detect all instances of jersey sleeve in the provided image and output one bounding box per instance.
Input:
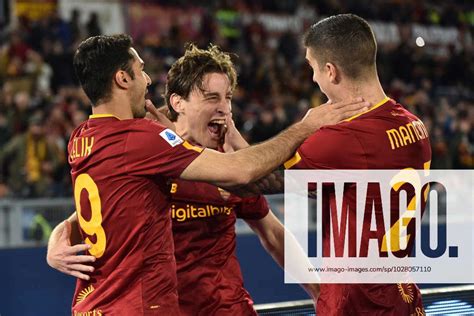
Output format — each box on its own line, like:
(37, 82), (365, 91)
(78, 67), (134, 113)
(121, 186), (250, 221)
(124, 120), (203, 178)
(235, 195), (270, 220)
(284, 126), (368, 170)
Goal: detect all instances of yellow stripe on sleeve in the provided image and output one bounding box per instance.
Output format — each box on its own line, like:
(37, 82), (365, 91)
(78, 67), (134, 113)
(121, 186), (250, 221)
(182, 141), (203, 153)
(284, 152), (301, 169)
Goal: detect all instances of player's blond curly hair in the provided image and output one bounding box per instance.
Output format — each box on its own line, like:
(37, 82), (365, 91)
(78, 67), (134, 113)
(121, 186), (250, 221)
(164, 43), (237, 121)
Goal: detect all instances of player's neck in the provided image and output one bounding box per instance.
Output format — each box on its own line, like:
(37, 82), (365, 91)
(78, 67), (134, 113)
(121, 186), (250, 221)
(339, 77), (387, 109)
(92, 97), (134, 120)
(174, 118), (193, 143)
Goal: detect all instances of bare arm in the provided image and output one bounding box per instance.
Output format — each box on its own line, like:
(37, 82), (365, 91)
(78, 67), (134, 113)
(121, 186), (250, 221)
(180, 98), (368, 186)
(245, 212), (320, 303)
(221, 116), (285, 196)
(46, 212), (96, 280)
(222, 113), (284, 195)
(228, 169), (285, 197)
(180, 123), (304, 187)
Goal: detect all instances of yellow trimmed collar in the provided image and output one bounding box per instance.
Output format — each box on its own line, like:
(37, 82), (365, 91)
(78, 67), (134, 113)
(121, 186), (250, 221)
(89, 114), (121, 120)
(343, 96), (391, 122)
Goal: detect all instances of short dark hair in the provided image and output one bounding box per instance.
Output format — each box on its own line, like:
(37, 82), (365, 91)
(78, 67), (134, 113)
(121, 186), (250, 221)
(165, 43), (237, 121)
(73, 34), (135, 105)
(303, 14), (377, 79)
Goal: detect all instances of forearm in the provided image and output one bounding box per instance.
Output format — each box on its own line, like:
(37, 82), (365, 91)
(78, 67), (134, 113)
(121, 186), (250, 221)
(284, 227), (320, 300)
(180, 122), (312, 187)
(182, 99), (369, 186)
(231, 121), (313, 183)
(48, 212), (81, 248)
(48, 220), (67, 250)
(261, 234), (319, 299)
(231, 97), (370, 181)
(256, 217), (285, 269)
(227, 169), (284, 196)
(46, 212), (94, 280)
(68, 212), (82, 245)
(249, 213), (320, 301)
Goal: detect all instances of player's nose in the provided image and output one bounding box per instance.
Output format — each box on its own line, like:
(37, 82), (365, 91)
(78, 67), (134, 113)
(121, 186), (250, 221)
(145, 72), (151, 86)
(216, 100), (231, 116)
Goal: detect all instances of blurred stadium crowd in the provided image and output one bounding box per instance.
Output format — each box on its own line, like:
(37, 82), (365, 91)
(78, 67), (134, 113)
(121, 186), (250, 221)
(0, 0), (472, 198)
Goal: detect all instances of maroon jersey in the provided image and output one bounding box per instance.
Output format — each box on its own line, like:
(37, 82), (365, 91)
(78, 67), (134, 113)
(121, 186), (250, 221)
(68, 114), (202, 315)
(169, 179), (269, 315)
(286, 97), (431, 316)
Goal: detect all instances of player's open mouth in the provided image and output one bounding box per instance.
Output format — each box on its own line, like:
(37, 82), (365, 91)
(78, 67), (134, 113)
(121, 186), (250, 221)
(208, 119), (226, 139)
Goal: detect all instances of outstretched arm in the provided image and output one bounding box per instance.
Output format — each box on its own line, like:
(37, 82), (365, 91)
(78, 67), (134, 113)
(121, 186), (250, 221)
(180, 98), (369, 187)
(46, 213), (95, 280)
(221, 113), (285, 195)
(227, 169), (285, 197)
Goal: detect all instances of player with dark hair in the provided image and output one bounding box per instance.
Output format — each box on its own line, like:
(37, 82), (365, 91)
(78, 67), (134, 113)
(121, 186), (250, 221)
(284, 14), (431, 315)
(49, 42), (320, 315)
(53, 34), (366, 314)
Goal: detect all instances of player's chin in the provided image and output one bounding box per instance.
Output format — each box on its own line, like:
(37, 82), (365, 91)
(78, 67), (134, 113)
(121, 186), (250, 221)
(133, 107), (147, 119)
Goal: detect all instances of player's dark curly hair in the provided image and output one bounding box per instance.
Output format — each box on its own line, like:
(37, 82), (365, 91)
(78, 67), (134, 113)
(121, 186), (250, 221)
(73, 34), (135, 105)
(165, 43), (237, 121)
(304, 14), (377, 79)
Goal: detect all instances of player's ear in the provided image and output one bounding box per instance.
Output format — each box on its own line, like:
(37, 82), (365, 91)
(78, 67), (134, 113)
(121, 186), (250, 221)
(170, 93), (185, 115)
(326, 62), (340, 84)
(114, 70), (131, 89)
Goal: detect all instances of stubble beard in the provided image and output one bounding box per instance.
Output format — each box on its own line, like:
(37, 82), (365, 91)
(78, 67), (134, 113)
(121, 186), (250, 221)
(132, 101), (146, 118)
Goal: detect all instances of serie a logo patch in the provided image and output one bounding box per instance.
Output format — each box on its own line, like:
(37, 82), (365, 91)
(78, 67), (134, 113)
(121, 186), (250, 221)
(159, 129), (183, 147)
